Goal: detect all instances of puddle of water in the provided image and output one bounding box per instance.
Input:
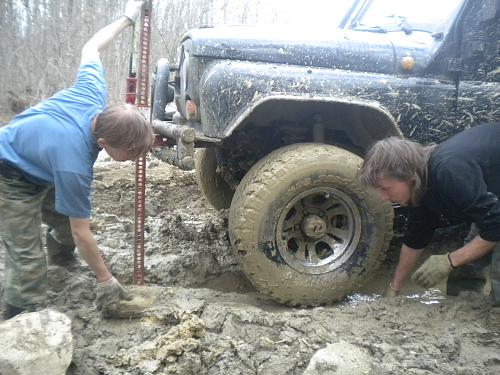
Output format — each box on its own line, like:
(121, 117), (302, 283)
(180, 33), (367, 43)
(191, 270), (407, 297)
(352, 263), (448, 305)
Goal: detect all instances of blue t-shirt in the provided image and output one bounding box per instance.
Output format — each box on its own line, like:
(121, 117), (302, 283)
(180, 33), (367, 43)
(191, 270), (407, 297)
(0, 59), (107, 218)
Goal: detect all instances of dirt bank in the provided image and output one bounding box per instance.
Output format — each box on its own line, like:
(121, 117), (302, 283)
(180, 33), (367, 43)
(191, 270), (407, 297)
(1, 155), (499, 374)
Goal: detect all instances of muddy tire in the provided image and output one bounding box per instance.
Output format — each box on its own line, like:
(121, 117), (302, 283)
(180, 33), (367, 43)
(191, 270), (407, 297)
(229, 143), (393, 305)
(195, 148), (234, 210)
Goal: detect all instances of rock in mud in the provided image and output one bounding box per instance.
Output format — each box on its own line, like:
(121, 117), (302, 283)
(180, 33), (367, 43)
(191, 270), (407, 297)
(0, 309), (73, 375)
(303, 340), (371, 375)
(117, 313), (206, 373)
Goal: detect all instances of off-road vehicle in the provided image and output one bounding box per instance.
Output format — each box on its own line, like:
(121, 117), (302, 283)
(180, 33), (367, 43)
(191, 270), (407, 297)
(151, 0), (499, 305)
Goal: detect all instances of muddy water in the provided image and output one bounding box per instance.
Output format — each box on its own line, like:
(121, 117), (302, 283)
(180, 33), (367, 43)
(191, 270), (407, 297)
(1, 158), (499, 374)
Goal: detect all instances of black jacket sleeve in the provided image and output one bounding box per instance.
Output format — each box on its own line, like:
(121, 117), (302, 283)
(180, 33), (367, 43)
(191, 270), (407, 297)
(403, 206), (440, 249)
(436, 158), (500, 242)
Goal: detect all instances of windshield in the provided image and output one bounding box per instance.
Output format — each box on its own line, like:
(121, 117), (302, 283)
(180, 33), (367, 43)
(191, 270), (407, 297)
(352, 0), (464, 33)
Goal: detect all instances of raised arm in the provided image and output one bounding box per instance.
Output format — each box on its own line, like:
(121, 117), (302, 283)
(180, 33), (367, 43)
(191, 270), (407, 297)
(81, 0), (144, 64)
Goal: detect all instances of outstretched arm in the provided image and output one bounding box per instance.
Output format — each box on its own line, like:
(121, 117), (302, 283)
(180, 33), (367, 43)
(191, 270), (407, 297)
(412, 235), (496, 288)
(69, 217), (112, 282)
(81, 0), (144, 64)
(389, 244), (424, 292)
(450, 234), (496, 267)
(70, 217), (131, 310)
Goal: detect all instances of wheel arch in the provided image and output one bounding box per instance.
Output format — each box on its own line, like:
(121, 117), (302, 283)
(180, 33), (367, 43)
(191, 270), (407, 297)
(223, 95), (403, 153)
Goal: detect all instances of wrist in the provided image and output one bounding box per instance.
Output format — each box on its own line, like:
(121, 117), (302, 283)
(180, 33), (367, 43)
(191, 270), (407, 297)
(389, 281), (401, 291)
(122, 15), (135, 26)
(447, 252), (457, 269)
(97, 273), (113, 283)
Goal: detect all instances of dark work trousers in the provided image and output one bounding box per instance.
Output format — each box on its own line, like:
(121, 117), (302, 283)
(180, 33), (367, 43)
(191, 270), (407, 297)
(0, 162), (74, 309)
(447, 223), (500, 305)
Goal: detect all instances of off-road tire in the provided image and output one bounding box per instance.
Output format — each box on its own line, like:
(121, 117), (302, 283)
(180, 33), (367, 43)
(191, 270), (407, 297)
(229, 143), (393, 306)
(195, 148), (234, 210)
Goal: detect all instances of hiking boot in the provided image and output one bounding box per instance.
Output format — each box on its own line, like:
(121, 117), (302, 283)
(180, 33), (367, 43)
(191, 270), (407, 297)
(46, 229), (77, 266)
(487, 307), (500, 329)
(2, 303), (26, 320)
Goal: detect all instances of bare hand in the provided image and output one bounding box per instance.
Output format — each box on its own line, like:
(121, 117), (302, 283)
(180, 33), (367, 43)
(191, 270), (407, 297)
(383, 283), (400, 297)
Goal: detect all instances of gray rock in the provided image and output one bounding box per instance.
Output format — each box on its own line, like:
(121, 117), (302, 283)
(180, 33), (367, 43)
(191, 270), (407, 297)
(0, 309), (73, 375)
(303, 340), (372, 375)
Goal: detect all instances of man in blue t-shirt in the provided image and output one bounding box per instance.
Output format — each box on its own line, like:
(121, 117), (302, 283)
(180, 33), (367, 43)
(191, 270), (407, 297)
(0, 0), (154, 320)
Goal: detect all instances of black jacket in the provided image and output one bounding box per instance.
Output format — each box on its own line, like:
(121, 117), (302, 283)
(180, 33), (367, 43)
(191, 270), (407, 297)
(404, 123), (500, 249)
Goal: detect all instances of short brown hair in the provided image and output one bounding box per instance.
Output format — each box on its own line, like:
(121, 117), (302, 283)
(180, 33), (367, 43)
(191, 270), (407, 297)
(94, 103), (154, 159)
(359, 137), (435, 206)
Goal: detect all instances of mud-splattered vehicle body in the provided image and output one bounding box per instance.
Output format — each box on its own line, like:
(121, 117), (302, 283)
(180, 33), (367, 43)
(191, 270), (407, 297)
(151, 0), (499, 305)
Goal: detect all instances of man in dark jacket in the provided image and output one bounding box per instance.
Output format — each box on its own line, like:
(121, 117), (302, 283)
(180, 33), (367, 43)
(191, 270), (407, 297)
(359, 123), (500, 307)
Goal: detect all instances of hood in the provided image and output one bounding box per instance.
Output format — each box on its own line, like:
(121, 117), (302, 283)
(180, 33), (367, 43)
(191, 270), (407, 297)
(184, 25), (402, 74)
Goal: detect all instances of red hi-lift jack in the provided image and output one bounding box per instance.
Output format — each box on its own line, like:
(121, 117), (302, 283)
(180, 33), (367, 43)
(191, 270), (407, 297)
(125, 0), (152, 286)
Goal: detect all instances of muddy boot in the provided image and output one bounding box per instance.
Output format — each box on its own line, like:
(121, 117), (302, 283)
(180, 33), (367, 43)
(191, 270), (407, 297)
(46, 229), (77, 267)
(2, 303), (26, 320)
(487, 307), (500, 329)
(491, 243), (500, 307)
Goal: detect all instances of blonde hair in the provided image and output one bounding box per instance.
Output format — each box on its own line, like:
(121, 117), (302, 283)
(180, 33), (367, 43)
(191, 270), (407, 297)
(94, 103), (154, 159)
(359, 137), (435, 206)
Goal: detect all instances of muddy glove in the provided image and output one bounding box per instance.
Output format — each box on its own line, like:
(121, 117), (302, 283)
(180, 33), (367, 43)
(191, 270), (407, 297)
(124, 0), (145, 24)
(95, 277), (132, 310)
(412, 254), (453, 288)
(383, 282), (400, 297)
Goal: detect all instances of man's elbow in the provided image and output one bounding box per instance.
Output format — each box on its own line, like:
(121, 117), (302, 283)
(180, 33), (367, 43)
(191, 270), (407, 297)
(81, 42), (100, 63)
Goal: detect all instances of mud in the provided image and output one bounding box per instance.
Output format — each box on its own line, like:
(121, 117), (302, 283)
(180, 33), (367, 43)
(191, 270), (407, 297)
(0, 154), (499, 374)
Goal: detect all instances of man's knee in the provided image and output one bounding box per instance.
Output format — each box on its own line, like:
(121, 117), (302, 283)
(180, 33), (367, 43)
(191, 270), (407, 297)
(41, 188), (73, 245)
(46, 226), (74, 248)
(46, 229), (76, 266)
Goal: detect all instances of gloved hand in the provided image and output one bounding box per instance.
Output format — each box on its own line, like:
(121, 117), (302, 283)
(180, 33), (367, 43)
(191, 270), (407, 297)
(383, 282), (400, 297)
(95, 277), (132, 310)
(412, 254), (453, 288)
(124, 0), (145, 24)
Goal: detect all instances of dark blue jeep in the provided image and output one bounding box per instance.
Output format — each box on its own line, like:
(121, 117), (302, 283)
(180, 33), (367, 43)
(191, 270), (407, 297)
(151, 0), (499, 305)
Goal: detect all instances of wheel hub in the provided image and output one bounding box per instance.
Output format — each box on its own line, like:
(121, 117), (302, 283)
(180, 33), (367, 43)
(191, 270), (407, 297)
(276, 187), (362, 275)
(301, 214), (327, 240)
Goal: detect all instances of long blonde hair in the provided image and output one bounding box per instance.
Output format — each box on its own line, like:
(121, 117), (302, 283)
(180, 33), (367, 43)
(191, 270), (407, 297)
(359, 137), (435, 206)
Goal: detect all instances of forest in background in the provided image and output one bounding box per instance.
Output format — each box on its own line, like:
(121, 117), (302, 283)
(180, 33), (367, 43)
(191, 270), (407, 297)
(0, 0), (273, 112)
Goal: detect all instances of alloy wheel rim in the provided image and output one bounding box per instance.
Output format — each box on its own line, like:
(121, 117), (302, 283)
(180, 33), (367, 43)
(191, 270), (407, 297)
(276, 187), (362, 274)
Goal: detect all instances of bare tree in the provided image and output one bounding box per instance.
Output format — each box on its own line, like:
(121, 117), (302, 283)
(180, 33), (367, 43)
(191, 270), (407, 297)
(0, 0), (263, 113)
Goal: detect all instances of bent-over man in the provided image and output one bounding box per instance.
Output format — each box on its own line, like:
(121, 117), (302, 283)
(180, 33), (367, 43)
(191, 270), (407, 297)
(0, 0), (154, 319)
(359, 123), (500, 308)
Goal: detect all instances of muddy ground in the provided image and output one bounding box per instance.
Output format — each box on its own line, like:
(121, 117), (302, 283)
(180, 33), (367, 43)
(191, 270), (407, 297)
(0, 126), (499, 373)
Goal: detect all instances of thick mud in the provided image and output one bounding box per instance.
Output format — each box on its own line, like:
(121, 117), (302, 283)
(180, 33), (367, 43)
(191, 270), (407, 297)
(0, 155), (499, 374)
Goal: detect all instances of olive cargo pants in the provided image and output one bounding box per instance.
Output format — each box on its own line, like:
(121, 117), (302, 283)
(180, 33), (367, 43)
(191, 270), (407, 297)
(0, 163), (74, 309)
